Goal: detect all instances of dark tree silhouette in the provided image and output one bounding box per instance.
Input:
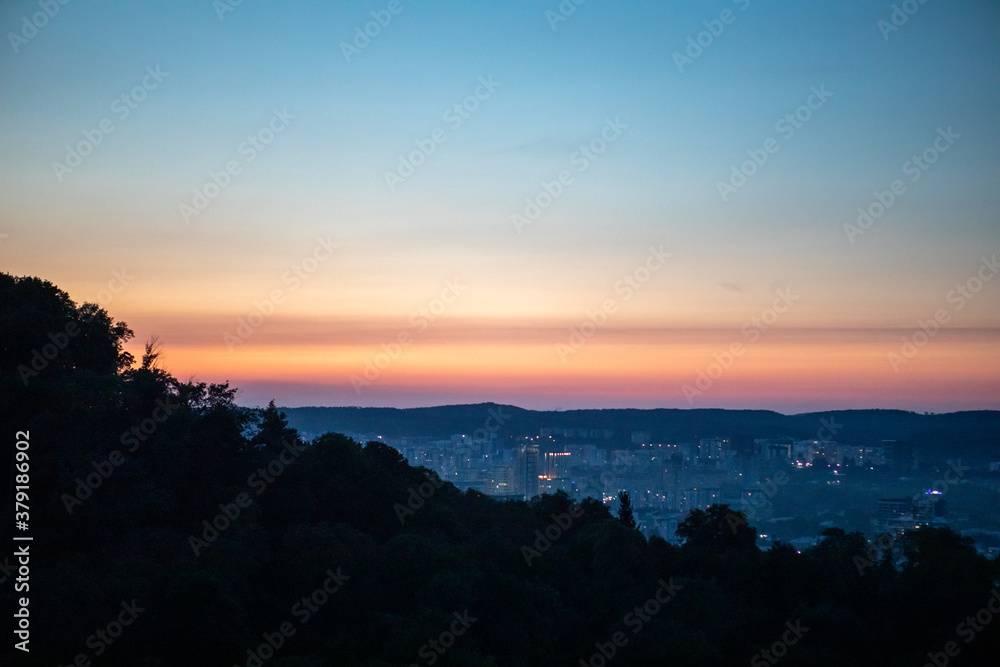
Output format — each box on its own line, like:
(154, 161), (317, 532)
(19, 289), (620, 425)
(617, 490), (637, 529)
(1, 273), (134, 384)
(676, 503), (757, 553)
(250, 398), (300, 454)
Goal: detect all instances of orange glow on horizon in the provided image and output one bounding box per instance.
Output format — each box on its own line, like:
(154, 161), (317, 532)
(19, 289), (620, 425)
(133, 326), (999, 411)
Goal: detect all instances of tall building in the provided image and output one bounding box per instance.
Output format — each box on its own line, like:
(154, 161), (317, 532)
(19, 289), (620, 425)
(518, 444), (540, 499)
(882, 440), (915, 471)
(914, 490), (947, 524)
(679, 486), (721, 512)
(765, 441), (792, 461)
(489, 464), (516, 496)
(699, 438), (725, 464)
(544, 451), (571, 478)
(876, 497), (914, 533)
(731, 434), (756, 458)
(877, 497), (911, 520)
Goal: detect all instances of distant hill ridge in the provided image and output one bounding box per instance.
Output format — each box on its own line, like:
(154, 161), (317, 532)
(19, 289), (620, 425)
(281, 404), (1000, 463)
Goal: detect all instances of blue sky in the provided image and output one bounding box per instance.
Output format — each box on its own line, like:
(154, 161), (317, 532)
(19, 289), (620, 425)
(2, 0), (998, 411)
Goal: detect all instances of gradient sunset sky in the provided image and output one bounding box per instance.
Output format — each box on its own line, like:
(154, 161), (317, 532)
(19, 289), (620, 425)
(2, 1), (998, 412)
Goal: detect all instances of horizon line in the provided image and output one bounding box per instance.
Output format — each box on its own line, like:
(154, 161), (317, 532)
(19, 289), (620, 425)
(268, 402), (1000, 418)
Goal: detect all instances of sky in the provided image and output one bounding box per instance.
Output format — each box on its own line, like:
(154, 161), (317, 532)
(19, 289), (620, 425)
(1, 0), (998, 413)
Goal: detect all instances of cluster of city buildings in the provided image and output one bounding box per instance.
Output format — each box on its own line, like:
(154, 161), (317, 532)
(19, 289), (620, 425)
(351, 428), (930, 543)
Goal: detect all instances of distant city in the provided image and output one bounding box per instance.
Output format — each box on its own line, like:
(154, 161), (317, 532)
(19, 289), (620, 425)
(315, 425), (999, 558)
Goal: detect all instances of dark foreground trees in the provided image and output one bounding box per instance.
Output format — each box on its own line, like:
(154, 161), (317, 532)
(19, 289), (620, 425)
(1, 274), (998, 666)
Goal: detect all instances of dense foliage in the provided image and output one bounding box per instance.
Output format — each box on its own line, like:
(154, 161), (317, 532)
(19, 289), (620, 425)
(2, 274), (998, 666)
